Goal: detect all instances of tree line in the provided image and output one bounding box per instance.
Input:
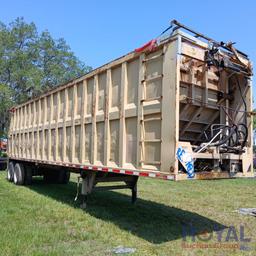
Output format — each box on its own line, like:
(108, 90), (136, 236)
(0, 17), (92, 136)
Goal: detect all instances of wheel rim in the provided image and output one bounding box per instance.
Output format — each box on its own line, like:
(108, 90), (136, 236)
(7, 164), (13, 181)
(14, 170), (17, 183)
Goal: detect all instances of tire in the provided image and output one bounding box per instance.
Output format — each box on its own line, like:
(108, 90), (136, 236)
(14, 163), (25, 185)
(7, 161), (15, 182)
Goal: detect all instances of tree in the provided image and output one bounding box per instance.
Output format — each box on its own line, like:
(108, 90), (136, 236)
(0, 17), (92, 135)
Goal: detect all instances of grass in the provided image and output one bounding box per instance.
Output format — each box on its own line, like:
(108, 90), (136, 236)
(0, 171), (255, 256)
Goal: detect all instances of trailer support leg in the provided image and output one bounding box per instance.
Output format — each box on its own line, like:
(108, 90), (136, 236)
(129, 176), (138, 204)
(80, 172), (96, 209)
(132, 183), (137, 204)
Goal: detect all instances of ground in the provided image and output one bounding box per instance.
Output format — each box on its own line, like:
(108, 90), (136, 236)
(0, 171), (255, 256)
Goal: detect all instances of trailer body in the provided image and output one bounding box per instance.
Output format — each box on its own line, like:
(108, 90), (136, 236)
(7, 25), (254, 192)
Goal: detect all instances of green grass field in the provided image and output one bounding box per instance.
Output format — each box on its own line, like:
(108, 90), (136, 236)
(0, 171), (255, 256)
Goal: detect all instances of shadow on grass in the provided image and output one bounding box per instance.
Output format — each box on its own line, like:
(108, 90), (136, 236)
(28, 179), (227, 244)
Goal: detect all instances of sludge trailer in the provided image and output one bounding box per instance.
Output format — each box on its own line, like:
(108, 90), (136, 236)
(6, 20), (254, 205)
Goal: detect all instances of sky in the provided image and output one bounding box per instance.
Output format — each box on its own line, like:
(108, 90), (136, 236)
(0, 0), (255, 102)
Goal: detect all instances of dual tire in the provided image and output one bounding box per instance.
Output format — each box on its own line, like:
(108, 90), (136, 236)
(7, 161), (32, 185)
(7, 161), (70, 185)
(13, 162), (25, 185)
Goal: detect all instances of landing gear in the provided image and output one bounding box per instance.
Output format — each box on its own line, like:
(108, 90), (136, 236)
(80, 172), (96, 209)
(132, 182), (137, 204)
(125, 176), (138, 204)
(76, 172), (139, 208)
